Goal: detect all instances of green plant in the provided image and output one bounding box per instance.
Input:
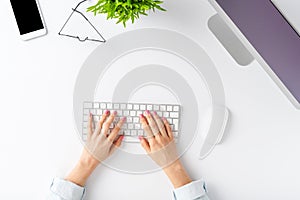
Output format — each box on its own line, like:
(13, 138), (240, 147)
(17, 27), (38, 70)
(87, 0), (166, 27)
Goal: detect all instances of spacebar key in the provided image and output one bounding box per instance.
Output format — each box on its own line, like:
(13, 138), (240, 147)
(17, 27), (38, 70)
(122, 136), (140, 143)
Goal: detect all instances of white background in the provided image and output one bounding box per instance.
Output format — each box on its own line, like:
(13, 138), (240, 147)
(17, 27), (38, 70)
(0, 0), (300, 199)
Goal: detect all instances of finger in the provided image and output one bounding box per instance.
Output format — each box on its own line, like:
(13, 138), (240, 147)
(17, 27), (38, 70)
(88, 113), (94, 135)
(140, 114), (154, 140)
(108, 117), (126, 142)
(144, 110), (160, 136)
(101, 111), (117, 136)
(153, 111), (167, 137)
(95, 110), (110, 134)
(162, 117), (173, 139)
(139, 136), (151, 153)
(110, 135), (124, 154)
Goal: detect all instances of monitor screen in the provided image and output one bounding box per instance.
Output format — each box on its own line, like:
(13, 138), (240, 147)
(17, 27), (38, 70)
(215, 0), (300, 103)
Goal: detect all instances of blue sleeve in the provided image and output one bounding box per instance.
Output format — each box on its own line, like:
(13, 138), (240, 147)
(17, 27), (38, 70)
(173, 180), (210, 200)
(47, 178), (209, 200)
(47, 178), (85, 200)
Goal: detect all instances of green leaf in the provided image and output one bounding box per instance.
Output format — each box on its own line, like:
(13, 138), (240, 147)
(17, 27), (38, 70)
(131, 14), (135, 23)
(86, 0), (167, 27)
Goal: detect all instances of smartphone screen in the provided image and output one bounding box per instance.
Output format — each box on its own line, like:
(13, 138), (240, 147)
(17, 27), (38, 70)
(10, 0), (44, 35)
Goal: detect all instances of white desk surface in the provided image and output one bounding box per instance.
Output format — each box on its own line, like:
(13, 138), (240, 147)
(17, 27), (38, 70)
(0, 0), (300, 199)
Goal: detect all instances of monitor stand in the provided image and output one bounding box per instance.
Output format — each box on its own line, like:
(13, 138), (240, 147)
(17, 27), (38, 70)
(208, 14), (254, 66)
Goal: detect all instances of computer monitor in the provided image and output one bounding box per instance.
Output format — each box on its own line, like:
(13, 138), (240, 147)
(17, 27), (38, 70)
(209, 0), (300, 109)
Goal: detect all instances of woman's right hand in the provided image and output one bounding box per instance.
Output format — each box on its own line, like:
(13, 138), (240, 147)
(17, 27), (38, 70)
(139, 110), (178, 168)
(139, 111), (192, 188)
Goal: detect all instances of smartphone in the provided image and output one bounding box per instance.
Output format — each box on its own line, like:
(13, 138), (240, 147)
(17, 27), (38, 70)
(10, 0), (47, 40)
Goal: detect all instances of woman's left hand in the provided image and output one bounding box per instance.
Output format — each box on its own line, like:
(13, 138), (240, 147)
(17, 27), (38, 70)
(85, 110), (126, 162)
(65, 110), (125, 186)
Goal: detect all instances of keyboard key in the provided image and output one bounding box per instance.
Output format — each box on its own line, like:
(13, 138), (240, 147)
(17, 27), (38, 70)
(160, 105), (166, 111)
(130, 111), (136, 116)
(127, 104), (133, 110)
(107, 103), (112, 109)
(127, 117), (133, 123)
(174, 124), (179, 131)
(173, 106), (179, 112)
(135, 124), (141, 129)
(140, 105), (146, 110)
(90, 109), (96, 115)
(173, 132), (178, 137)
(163, 112), (169, 118)
(170, 112), (179, 118)
(100, 103), (106, 109)
(94, 103), (99, 108)
(83, 115), (88, 121)
(128, 124), (134, 129)
(157, 111), (162, 117)
(153, 105), (160, 110)
(147, 105), (153, 110)
(84, 102), (93, 108)
(94, 116), (99, 121)
(169, 124), (174, 130)
(133, 104), (139, 110)
(83, 122), (88, 128)
(173, 119), (179, 125)
(82, 135), (87, 141)
(97, 110), (102, 115)
(124, 130), (131, 136)
(136, 111), (142, 116)
(133, 117), (139, 123)
(114, 104), (120, 109)
(131, 130), (137, 136)
(138, 130), (144, 136)
(120, 104), (126, 109)
(123, 110), (129, 116)
(83, 109), (89, 114)
(167, 106), (173, 111)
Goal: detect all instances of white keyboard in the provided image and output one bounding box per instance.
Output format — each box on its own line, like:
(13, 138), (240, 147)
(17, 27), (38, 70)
(82, 102), (181, 142)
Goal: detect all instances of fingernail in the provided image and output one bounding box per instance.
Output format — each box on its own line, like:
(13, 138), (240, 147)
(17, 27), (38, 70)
(162, 117), (166, 121)
(113, 110), (117, 115)
(121, 117), (126, 122)
(138, 136), (143, 140)
(105, 110), (109, 114)
(120, 135), (124, 140)
(153, 111), (157, 115)
(139, 114), (144, 118)
(90, 112), (92, 117)
(145, 110), (150, 115)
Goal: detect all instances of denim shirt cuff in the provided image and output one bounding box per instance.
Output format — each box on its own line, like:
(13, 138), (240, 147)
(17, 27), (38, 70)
(49, 178), (85, 200)
(173, 180), (207, 200)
